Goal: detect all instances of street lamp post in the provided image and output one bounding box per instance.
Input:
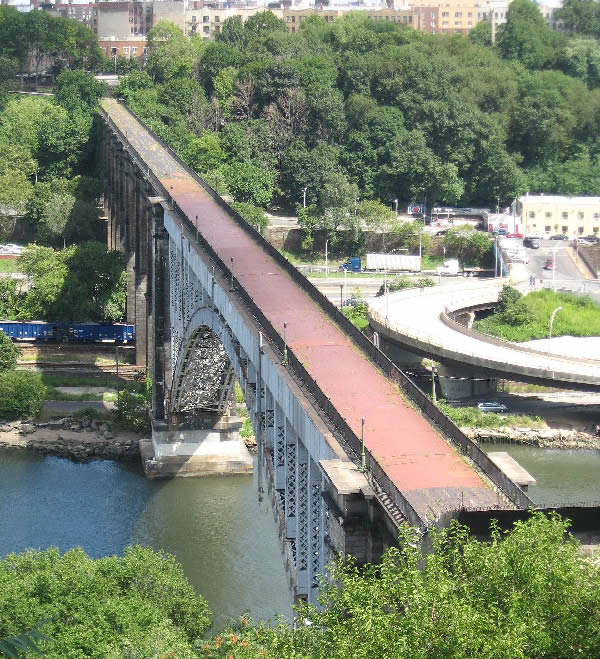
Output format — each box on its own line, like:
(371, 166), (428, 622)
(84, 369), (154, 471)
(393, 199), (398, 214)
(549, 306), (563, 339)
(325, 239), (328, 279)
(355, 198), (358, 216)
(302, 187), (307, 208)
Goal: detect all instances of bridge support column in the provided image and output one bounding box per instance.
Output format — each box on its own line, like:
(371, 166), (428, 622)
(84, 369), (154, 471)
(151, 200), (168, 422)
(308, 459), (325, 602)
(274, 403), (286, 490)
(285, 422), (297, 540)
(436, 364), (497, 400)
(134, 192), (150, 369)
(379, 335), (423, 368)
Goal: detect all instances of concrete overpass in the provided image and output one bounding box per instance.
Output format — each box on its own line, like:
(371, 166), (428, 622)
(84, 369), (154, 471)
(368, 280), (600, 398)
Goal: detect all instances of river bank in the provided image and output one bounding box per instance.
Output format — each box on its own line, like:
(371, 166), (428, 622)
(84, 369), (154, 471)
(464, 426), (600, 450)
(0, 418), (140, 461)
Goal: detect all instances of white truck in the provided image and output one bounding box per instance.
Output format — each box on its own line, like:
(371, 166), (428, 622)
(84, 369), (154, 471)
(436, 259), (460, 276)
(364, 253), (421, 272)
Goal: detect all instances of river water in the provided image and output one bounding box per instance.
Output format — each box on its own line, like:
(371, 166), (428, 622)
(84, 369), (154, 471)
(0, 450), (292, 630)
(483, 443), (600, 506)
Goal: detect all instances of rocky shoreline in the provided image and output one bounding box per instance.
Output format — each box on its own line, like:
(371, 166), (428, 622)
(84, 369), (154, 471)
(463, 426), (600, 450)
(0, 418), (141, 462)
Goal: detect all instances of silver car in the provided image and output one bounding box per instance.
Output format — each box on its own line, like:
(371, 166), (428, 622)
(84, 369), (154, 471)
(477, 401), (508, 413)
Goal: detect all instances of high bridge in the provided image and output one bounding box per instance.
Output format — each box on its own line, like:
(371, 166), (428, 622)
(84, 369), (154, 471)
(99, 99), (532, 602)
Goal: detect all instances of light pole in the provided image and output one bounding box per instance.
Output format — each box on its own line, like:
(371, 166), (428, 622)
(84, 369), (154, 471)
(302, 187), (307, 208)
(325, 239), (328, 279)
(393, 199), (398, 215)
(385, 270), (389, 323)
(496, 197), (500, 215)
(549, 306), (563, 339)
(354, 198), (358, 216)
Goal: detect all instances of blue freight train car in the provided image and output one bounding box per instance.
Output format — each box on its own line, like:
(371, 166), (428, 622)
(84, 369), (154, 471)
(0, 321), (135, 343)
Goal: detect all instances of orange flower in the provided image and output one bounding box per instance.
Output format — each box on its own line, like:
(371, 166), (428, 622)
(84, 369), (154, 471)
(230, 634), (238, 644)
(215, 636), (222, 649)
(240, 641), (248, 647)
(227, 655), (233, 659)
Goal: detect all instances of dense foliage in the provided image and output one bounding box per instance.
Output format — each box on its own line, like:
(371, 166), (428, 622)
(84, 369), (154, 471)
(474, 285), (600, 341)
(0, 370), (45, 420)
(198, 513), (600, 658)
(0, 242), (126, 323)
(114, 2), (600, 239)
(113, 376), (152, 433)
(0, 331), (20, 372)
(0, 546), (211, 658)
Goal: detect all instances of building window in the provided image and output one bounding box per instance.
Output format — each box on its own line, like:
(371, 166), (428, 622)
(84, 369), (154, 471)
(545, 212), (552, 218)
(468, 12), (472, 17)
(292, 26), (295, 32)
(214, 25), (220, 32)
(192, 15), (196, 22)
(215, 16), (220, 22)
(286, 16), (290, 22)
(292, 16), (295, 22)
(529, 211), (535, 218)
(561, 225), (568, 233)
(123, 47), (129, 55)
(111, 47), (117, 56)
(203, 25), (210, 33)
(561, 211), (568, 219)
(545, 225), (551, 233)
(578, 211), (584, 220)
(455, 12), (462, 17)
(442, 11), (448, 17)
(594, 213), (599, 219)
(203, 15), (209, 22)
(594, 227), (599, 234)
(442, 21), (448, 26)
(132, 47), (137, 54)
(456, 21), (462, 26)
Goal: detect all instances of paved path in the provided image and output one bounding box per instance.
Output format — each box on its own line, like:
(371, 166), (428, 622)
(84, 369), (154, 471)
(103, 98), (501, 520)
(368, 280), (600, 388)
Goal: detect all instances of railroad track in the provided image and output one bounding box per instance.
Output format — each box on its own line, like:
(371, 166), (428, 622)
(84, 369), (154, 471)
(17, 362), (142, 380)
(18, 344), (136, 355)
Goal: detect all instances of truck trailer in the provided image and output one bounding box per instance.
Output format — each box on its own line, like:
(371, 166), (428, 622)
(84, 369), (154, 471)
(339, 254), (422, 273)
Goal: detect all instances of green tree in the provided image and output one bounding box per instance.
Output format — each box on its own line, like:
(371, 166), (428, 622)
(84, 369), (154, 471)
(0, 545), (210, 657)
(183, 131), (226, 173)
(200, 513), (600, 658)
(497, 0), (566, 69)
(217, 15), (247, 50)
(223, 161), (276, 207)
(468, 20), (492, 47)
(53, 69), (105, 113)
(442, 225), (493, 265)
(146, 21), (204, 84)
(231, 201), (268, 233)
(356, 199), (398, 250)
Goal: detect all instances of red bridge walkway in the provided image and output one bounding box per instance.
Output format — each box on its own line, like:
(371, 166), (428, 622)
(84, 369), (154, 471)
(103, 98), (501, 522)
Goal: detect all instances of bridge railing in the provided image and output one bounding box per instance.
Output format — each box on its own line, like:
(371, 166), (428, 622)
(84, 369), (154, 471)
(102, 103), (532, 520)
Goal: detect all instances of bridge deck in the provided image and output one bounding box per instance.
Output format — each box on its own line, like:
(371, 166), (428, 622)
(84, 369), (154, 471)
(103, 99), (499, 519)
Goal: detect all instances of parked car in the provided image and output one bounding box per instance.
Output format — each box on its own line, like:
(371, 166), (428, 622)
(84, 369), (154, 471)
(523, 238), (540, 249)
(545, 258), (557, 270)
(477, 401), (508, 413)
(577, 238), (594, 246)
(550, 234), (569, 240)
(584, 235), (599, 244)
(506, 232), (524, 239)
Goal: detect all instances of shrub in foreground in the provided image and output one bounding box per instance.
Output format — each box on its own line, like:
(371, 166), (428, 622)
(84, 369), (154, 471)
(0, 371), (45, 420)
(201, 513), (600, 658)
(0, 546), (211, 658)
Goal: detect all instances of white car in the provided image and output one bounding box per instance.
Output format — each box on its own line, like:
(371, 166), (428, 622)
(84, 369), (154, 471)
(477, 401), (508, 413)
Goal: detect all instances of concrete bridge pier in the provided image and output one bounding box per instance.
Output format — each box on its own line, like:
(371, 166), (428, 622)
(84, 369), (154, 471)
(378, 334), (424, 368)
(436, 364), (497, 400)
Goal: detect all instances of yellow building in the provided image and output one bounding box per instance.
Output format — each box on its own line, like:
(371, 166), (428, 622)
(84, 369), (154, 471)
(518, 195), (600, 239)
(186, 6), (283, 40)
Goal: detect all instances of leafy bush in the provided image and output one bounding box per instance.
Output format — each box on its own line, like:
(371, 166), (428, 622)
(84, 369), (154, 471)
(376, 275), (435, 296)
(199, 513), (600, 658)
(342, 300), (369, 331)
(0, 371), (45, 420)
(112, 376), (151, 433)
(0, 546), (210, 658)
(0, 331), (21, 371)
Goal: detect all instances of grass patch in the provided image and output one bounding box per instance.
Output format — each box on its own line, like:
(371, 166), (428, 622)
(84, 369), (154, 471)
(0, 259), (19, 273)
(40, 374), (119, 388)
(306, 270), (383, 278)
(474, 289), (600, 342)
(422, 254), (445, 269)
(437, 401), (544, 429)
(234, 381), (245, 404)
(44, 387), (104, 401)
(501, 382), (555, 394)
